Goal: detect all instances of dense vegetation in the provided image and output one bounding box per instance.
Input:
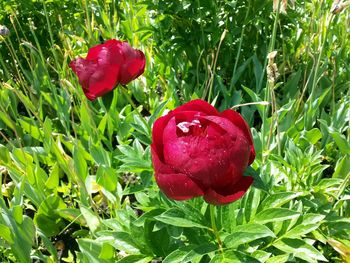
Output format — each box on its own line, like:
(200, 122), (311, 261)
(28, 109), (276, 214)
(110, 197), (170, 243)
(0, 0), (349, 262)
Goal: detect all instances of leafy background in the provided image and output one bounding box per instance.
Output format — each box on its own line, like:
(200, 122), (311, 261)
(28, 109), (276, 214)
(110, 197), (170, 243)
(0, 0), (349, 262)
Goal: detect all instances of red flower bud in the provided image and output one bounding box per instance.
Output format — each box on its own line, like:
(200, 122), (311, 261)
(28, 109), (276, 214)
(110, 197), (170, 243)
(70, 39), (145, 101)
(151, 99), (255, 205)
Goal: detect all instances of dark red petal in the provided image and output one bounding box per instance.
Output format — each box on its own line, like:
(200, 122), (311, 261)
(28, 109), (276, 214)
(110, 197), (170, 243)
(85, 64), (120, 100)
(204, 176), (253, 205)
(119, 50), (146, 84)
(172, 99), (219, 116)
(152, 112), (174, 161)
(69, 58), (98, 97)
(69, 58), (96, 89)
(70, 40), (124, 100)
(162, 117), (192, 167)
(151, 144), (174, 174)
(86, 39), (122, 61)
(162, 115), (251, 189)
(207, 136), (250, 189)
(200, 115), (241, 137)
(155, 172), (204, 200)
(220, 109), (255, 165)
(152, 122), (205, 201)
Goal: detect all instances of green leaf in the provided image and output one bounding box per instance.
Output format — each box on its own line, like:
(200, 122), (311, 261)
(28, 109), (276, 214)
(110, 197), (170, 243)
(260, 192), (303, 210)
(251, 250), (272, 262)
(99, 243), (115, 259)
(12, 205), (23, 224)
(57, 208), (86, 226)
(283, 214), (325, 239)
(183, 243), (218, 263)
(78, 238), (114, 263)
(155, 208), (209, 229)
(0, 111), (16, 132)
(117, 255), (153, 263)
(253, 208), (300, 224)
(224, 224), (275, 248)
(18, 118), (43, 141)
(90, 143), (111, 166)
(244, 188), (260, 222)
(266, 254), (293, 263)
(34, 194), (67, 236)
(273, 238), (327, 262)
(0, 144), (10, 164)
(333, 155), (350, 179)
(210, 250), (260, 263)
(80, 206), (101, 233)
(105, 231), (141, 254)
(148, 100), (169, 125)
(45, 163), (60, 189)
(73, 145), (88, 181)
(37, 229), (58, 260)
(330, 131), (350, 154)
(96, 165), (117, 192)
(304, 128), (322, 144)
(0, 223), (13, 243)
(163, 245), (196, 263)
(133, 208), (165, 227)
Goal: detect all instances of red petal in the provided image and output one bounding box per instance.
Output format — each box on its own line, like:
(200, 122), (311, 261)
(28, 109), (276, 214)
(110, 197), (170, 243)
(206, 135), (250, 190)
(86, 39), (122, 61)
(152, 112), (174, 161)
(119, 42), (146, 84)
(151, 144), (174, 174)
(172, 99), (219, 116)
(163, 117), (191, 168)
(85, 65), (120, 100)
(220, 110), (255, 165)
(200, 115), (242, 137)
(204, 176), (253, 205)
(119, 50), (146, 84)
(152, 125), (205, 201)
(155, 172), (204, 200)
(69, 58), (96, 91)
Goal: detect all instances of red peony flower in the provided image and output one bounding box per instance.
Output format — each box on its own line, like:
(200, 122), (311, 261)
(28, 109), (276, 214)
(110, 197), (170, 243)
(69, 39), (145, 101)
(151, 99), (255, 205)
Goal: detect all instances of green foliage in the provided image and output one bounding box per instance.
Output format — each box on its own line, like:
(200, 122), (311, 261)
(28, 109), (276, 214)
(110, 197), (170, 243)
(0, 0), (349, 262)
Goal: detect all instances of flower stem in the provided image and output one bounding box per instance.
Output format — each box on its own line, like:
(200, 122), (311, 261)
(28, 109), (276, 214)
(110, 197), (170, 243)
(209, 204), (223, 253)
(120, 85), (150, 134)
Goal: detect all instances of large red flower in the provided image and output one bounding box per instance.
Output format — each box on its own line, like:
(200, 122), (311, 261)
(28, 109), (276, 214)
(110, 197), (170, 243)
(69, 39), (145, 101)
(151, 99), (255, 205)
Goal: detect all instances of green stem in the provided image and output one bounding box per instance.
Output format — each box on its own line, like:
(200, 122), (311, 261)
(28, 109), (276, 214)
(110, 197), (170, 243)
(120, 85), (150, 133)
(209, 205), (223, 253)
(230, 0), (251, 91)
(261, 0), (281, 165)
